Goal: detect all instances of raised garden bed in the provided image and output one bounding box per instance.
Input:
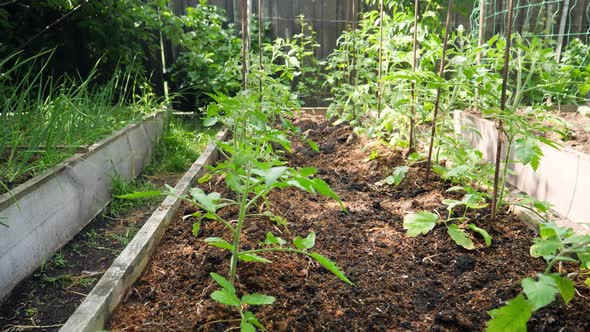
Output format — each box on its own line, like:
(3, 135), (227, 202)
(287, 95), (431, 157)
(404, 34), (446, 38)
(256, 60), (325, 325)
(0, 112), (166, 303)
(454, 110), (590, 233)
(65, 113), (589, 331)
(59, 129), (227, 332)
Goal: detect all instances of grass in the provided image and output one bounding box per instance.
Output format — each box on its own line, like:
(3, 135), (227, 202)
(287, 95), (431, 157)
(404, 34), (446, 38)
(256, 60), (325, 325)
(149, 116), (218, 173)
(0, 51), (164, 193)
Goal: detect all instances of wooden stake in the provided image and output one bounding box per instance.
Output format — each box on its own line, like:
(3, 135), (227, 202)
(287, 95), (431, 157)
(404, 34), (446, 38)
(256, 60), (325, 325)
(425, 0), (453, 182)
(409, 0), (420, 153)
(491, 0), (515, 219)
(377, 0), (384, 119)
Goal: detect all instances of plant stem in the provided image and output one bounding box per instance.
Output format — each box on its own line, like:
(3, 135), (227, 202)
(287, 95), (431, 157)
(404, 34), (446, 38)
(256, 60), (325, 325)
(229, 164), (252, 285)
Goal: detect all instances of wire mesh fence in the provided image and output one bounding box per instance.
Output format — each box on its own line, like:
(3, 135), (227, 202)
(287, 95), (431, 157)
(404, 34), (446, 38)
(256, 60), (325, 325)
(470, 0), (590, 62)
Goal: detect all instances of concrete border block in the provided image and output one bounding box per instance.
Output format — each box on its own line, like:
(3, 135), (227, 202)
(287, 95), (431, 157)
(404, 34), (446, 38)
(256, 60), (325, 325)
(454, 110), (590, 231)
(59, 129), (227, 332)
(0, 112), (166, 303)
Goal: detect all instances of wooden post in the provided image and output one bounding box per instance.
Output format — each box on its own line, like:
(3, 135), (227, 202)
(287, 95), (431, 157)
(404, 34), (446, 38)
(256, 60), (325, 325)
(377, 0), (384, 119)
(409, 0), (420, 153)
(555, 0), (571, 62)
(491, 0), (515, 219)
(425, 0), (453, 183)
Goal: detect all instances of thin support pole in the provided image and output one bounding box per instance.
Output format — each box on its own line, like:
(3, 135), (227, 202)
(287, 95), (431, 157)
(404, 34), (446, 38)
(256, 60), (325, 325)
(409, 0), (420, 153)
(377, 0), (384, 119)
(158, 8), (169, 102)
(258, 0), (262, 97)
(555, 0), (571, 62)
(241, 0), (248, 90)
(425, 0), (453, 183)
(475, 0), (485, 111)
(491, 0), (515, 219)
(351, 0), (357, 119)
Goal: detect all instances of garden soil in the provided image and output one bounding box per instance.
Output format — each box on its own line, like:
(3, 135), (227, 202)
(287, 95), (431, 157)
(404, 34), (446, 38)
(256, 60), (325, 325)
(0, 173), (183, 332)
(108, 114), (590, 331)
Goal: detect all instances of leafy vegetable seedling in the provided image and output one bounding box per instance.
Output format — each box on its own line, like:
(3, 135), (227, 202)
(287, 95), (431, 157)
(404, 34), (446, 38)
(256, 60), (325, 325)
(403, 189), (492, 250)
(486, 222), (590, 332)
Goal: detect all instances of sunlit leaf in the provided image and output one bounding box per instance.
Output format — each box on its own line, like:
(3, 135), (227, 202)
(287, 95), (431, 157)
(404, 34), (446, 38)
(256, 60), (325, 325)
(310, 252), (354, 285)
(486, 294), (532, 332)
(522, 275), (557, 311)
(241, 293), (276, 305)
(403, 211), (438, 237)
(447, 224), (475, 250)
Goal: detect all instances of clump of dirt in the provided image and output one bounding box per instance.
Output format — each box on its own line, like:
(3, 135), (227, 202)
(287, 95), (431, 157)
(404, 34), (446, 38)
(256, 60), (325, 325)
(108, 115), (590, 331)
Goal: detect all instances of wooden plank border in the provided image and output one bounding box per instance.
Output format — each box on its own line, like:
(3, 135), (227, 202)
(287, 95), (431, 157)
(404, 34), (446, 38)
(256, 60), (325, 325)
(60, 129), (228, 332)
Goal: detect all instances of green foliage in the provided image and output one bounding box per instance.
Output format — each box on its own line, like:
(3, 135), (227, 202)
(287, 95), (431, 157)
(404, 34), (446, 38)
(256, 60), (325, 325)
(486, 294), (532, 332)
(403, 211), (438, 237)
(169, 2), (241, 104)
(487, 222), (589, 329)
(404, 191), (491, 250)
(384, 166), (409, 186)
(0, 52), (164, 193)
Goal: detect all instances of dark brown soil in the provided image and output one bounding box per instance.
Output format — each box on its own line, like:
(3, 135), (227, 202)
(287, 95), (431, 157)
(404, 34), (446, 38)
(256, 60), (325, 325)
(0, 172), (183, 332)
(107, 115), (590, 331)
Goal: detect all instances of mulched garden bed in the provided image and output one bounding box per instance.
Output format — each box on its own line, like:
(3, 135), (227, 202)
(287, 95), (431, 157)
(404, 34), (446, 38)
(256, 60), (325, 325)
(108, 115), (590, 331)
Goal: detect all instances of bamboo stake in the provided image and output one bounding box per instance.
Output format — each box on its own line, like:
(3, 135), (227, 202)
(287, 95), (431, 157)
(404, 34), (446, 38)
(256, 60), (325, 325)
(258, 0), (262, 96)
(377, 0), (384, 119)
(351, 0), (357, 119)
(409, 0), (420, 153)
(241, 0), (248, 90)
(491, 0), (515, 219)
(425, 0), (453, 182)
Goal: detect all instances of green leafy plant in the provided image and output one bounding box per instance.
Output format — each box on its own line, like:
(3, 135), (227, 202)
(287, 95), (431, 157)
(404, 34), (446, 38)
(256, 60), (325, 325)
(119, 74), (351, 330)
(403, 189), (492, 250)
(486, 222), (590, 332)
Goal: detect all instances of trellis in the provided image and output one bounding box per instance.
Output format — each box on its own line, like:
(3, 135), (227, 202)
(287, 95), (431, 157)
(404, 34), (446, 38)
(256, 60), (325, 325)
(471, 0), (590, 61)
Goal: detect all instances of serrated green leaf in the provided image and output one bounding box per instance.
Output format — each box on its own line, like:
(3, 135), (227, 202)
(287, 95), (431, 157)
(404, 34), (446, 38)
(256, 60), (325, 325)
(210, 272), (235, 292)
(243, 311), (264, 330)
(310, 178), (345, 210)
(550, 274), (575, 304)
(306, 139), (319, 152)
(238, 253), (272, 263)
(189, 188), (220, 213)
(448, 224), (475, 250)
(386, 166), (409, 186)
(522, 275), (557, 311)
(298, 167), (317, 177)
(264, 167), (288, 188)
(211, 289), (240, 307)
(530, 238), (562, 258)
(241, 293), (276, 305)
(115, 191), (162, 199)
(225, 172), (243, 193)
(403, 211), (438, 237)
(240, 320), (255, 332)
(192, 223), (200, 237)
(203, 117), (218, 127)
(515, 137), (543, 171)
(578, 251), (590, 269)
(486, 295), (532, 332)
(310, 252), (353, 285)
(446, 186), (465, 192)
(442, 199), (463, 211)
(204, 237), (234, 250)
(293, 231), (316, 250)
(468, 223), (492, 246)
(265, 232), (286, 246)
(197, 173), (212, 184)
